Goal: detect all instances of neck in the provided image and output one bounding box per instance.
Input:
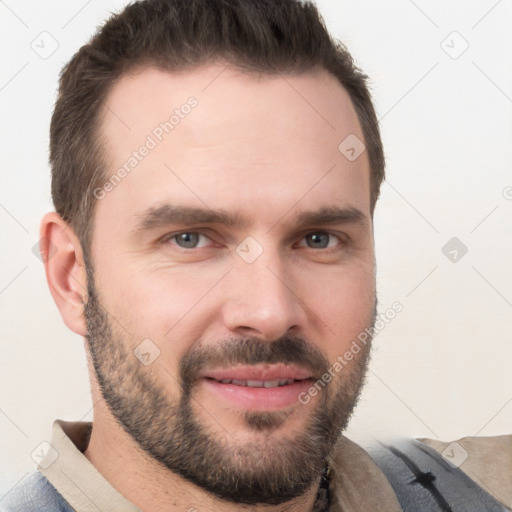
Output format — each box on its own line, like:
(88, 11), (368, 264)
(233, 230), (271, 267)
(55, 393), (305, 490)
(84, 402), (323, 512)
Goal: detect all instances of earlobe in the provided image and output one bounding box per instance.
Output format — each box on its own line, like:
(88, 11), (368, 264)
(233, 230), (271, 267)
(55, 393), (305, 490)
(39, 212), (88, 336)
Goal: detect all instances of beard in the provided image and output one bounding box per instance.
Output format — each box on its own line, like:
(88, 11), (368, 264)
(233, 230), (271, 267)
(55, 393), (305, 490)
(84, 267), (375, 506)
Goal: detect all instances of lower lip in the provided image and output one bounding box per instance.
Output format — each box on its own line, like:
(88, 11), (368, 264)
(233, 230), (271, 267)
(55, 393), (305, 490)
(201, 378), (313, 411)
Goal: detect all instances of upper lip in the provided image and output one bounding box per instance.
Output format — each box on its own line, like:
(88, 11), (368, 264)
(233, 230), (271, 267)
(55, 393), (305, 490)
(199, 364), (313, 382)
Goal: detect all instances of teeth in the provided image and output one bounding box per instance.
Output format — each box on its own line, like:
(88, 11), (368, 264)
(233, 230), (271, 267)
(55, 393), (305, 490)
(217, 378), (295, 388)
(247, 380), (264, 387)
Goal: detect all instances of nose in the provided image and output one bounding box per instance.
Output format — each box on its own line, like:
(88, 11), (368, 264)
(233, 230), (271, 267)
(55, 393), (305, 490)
(221, 250), (306, 341)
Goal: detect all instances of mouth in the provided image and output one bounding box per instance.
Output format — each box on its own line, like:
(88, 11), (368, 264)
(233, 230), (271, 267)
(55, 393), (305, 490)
(198, 365), (315, 411)
(208, 378), (298, 388)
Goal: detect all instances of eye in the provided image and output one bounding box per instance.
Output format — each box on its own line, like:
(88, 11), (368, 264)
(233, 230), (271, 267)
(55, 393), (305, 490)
(298, 232), (342, 249)
(168, 232), (212, 249)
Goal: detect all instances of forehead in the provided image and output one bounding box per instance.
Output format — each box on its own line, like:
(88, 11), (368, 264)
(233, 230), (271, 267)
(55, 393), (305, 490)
(95, 64), (370, 230)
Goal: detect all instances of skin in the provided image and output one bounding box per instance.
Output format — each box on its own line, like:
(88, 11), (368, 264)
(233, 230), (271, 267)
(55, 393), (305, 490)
(41, 63), (376, 512)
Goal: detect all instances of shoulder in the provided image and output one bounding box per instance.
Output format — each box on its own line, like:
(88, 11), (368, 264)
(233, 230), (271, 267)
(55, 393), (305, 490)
(328, 435), (402, 512)
(1, 471), (74, 512)
(420, 434), (512, 510)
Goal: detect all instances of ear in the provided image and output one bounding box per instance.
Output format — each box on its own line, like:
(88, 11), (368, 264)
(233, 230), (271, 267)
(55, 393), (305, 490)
(39, 212), (88, 336)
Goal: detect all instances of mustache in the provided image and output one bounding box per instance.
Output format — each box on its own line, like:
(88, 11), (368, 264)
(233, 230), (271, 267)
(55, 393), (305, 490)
(179, 336), (331, 393)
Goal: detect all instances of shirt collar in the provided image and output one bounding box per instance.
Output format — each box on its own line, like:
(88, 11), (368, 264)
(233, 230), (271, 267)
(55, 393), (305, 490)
(39, 420), (141, 512)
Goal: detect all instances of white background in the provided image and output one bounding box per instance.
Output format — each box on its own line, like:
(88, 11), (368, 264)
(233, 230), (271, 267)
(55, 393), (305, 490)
(1, 0), (511, 498)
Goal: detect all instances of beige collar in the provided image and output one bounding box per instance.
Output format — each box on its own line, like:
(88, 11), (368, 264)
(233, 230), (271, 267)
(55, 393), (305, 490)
(39, 420), (141, 512)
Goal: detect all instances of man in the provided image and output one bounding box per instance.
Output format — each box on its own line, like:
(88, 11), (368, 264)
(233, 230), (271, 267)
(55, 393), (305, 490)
(2, 1), (510, 511)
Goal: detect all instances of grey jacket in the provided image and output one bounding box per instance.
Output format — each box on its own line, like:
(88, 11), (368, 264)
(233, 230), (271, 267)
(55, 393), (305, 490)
(1, 472), (73, 512)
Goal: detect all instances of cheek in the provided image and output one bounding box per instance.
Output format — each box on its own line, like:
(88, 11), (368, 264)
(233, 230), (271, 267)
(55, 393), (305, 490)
(99, 264), (222, 344)
(303, 262), (375, 359)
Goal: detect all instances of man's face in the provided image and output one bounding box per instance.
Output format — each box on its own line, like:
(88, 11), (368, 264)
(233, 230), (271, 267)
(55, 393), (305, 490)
(85, 64), (376, 504)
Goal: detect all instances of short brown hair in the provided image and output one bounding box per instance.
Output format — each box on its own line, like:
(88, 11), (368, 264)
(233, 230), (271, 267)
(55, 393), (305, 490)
(50, 0), (385, 253)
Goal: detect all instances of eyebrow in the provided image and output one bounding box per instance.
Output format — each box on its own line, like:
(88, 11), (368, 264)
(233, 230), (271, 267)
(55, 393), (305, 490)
(133, 205), (250, 232)
(294, 206), (368, 228)
(132, 204), (369, 233)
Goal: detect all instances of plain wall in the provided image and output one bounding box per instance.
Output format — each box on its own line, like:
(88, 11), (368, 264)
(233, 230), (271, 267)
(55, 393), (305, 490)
(1, 0), (511, 497)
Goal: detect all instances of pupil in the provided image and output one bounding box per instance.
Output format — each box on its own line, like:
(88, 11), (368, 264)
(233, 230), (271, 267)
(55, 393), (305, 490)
(308, 233), (328, 248)
(177, 233), (198, 247)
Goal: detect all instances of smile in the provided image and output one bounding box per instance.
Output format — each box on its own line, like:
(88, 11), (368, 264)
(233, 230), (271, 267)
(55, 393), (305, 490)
(209, 378), (298, 388)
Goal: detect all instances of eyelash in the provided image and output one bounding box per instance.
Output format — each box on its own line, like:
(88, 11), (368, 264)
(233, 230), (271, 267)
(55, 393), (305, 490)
(160, 230), (348, 251)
